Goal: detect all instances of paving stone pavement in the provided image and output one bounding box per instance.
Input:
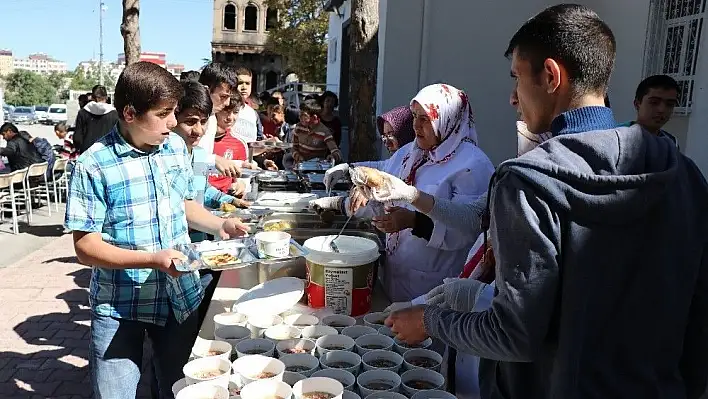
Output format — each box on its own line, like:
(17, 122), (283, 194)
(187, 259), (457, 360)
(0, 234), (155, 398)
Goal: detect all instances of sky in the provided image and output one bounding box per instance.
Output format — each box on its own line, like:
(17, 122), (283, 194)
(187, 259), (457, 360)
(0, 0), (214, 70)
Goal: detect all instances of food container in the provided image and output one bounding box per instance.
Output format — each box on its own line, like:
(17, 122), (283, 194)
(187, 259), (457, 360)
(363, 313), (389, 329)
(356, 370), (401, 397)
(265, 325), (302, 342)
(402, 349), (443, 372)
(232, 354), (286, 385)
(247, 314), (284, 338)
(321, 315), (357, 332)
(240, 379), (293, 399)
(410, 390), (457, 399)
(251, 192), (318, 213)
(235, 338), (276, 358)
(176, 381), (230, 399)
(174, 238), (259, 272)
(361, 350), (403, 373)
(256, 231), (292, 259)
(228, 374), (245, 397)
(283, 371), (307, 387)
(215, 325), (251, 352)
(304, 236), (380, 316)
(171, 377), (188, 397)
(192, 339), (233, 361)
(276, 338), (317, 357)
(319, 350), (361, 376)
(376, 326), (395, 338)
(400, 369), (445, 396)
(285, 314), (320, 329)
(183, 357), (232, 387)
(301, 325), (339, 340)
(315, 334), (356, 356)
(342, 391), (360, 399)
(311, 368), (356, 391)
(340, 326), (377, 340)
(363, 393), (407, 399)
(292, 377), (344, 399)
(354, 335), (394, 356)
(214, 312), (248, 329)
(280, 353), (320, 376)
(393, 338), (433, 355)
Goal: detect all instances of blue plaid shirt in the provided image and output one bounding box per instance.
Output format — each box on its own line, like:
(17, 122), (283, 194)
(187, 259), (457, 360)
(64, 127), (204, 326)
(189, 146), (235, 242)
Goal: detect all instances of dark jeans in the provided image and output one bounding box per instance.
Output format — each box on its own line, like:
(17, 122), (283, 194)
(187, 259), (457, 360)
(197, 269), (222, 328)
(90, 309), (198, 399)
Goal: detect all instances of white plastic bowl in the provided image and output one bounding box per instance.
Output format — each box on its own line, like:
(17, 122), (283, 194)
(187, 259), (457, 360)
(315, 334), (356, 356)
(354, 334), (394, 355)
(312, 368), (356, 391)
(341, 325), (377, 340)
(292, 377), (344, 399)
(240, 379), (292, 399)
(280, 353), (320, 377)
(356, 369), (401, 397)
(231, 354), (285, 385)
(182, 356), (231, 387)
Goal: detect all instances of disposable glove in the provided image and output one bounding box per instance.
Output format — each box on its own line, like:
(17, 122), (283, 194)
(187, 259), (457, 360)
(323, 163), (349, 191)
(309, 196), (344, 213)
(384, 301), (412, 312)
(350, 168), (418, 204)
(443, 278), (488, 312)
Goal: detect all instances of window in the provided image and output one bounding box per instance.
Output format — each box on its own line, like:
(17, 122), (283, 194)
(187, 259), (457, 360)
(644, 0), (706, 113)
(244, 4), (258, 31)
(266, 8), (278, 31)
(224, 3), (236, 30)
(329, 37), (338, 63)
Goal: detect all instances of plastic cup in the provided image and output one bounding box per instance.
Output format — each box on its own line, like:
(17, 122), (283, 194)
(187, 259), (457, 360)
(247, 314), (284, 338)
(276, 338), (317, 357)
(376, 326), (396, 339)
(284, 314), (320, 329)
(301, 325), (338, 340)
(315, 334), (356, 356)
(363, 393), (407, 399)
(279, 353), (320, 377)
(214, 312), (248, 330)
(292, 377), (344, 399)
(354, 334), (394, 355)
(192, 339), (233, 361)
(256, 231), (291, 258)
(362, 312), (388, 329)
(235, 338), (276, 358)
(400, 368), (445, 396)
(240, 379), (292, 399)
(393, 337), (433, 355)
(356, 369), (401, 397)
(342, 391), (360, 399)
(312, 368), (356, 391)
(231, 354), (285, 385)
(402, 348), (443, 372)
(341, 325), (377, 340)
(283, 371), (307, 387)
(321, 314), (357, 332)
(410, 390), (457, 399)
(361, 350), (403, 373)
(176, 382), (229, 399)
(182, 356), (231, 387)
(265, 325), (302, 342)
(215, 325), (251, 353)
(171, 377), (187, 397)
(319, 350), (361, 376)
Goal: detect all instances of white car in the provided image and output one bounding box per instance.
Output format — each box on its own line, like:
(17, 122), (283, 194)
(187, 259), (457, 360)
(34, 106), (49, 123)
(46, 104), (68, 124)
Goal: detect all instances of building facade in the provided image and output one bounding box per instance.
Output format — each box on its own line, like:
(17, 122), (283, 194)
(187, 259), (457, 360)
(325, 0), (708, 175)
(13, 53), (67, 75)
(0, 50), (13, 76)
(211, 0), (285, 93)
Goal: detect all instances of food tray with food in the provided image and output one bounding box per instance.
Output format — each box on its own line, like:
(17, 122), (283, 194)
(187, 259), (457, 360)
(250, 192), (318, 213)
(295, 159), (335, 173)
(174, 237), (309, 272)
(259, 213), (373, 232)
(209, 206), (274, 223)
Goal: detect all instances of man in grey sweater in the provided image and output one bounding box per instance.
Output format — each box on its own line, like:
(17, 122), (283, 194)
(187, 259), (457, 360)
(371, 4), (708, 398)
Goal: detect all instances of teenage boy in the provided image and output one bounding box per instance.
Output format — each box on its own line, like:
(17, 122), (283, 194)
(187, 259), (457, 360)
(291, 99), (342, 163)
(232, 66), (264, 143)
(622, 74), (681, 148)
(73, 84), (120, 154)
(65, 61), (248, 398)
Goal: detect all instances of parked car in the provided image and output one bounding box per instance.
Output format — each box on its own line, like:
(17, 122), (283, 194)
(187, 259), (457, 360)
(10, 107), (36, 124)
(34, 105), (49, 123)
(46, 104), (68, 124)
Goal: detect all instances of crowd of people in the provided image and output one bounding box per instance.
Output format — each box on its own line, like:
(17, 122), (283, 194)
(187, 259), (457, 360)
(13, 2), (699, 399)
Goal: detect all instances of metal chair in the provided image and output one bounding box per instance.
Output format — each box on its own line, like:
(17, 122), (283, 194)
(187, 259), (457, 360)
(0, 169), (29, 234)
(24, 162), (51, 222)
(51, 158), (69, 211)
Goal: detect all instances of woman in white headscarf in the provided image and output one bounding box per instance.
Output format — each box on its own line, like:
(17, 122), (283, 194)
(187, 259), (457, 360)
(354, 83), (495, 302)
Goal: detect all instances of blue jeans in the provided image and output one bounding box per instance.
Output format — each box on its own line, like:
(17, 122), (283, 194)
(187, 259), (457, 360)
(90, 309), (199, 399)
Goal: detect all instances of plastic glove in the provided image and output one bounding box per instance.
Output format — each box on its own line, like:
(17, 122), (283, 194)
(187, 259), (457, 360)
(309, 196), (344, 213)
(443, 279), (488, 313)
(424, 283), (448, 308)
(323, 163), (349, 191)
(384, 301), (412, 312)
(351, 168), (419, 204)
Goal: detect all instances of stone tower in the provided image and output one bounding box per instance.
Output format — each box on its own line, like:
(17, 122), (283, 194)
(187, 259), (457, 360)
(211, 0), (285, 93)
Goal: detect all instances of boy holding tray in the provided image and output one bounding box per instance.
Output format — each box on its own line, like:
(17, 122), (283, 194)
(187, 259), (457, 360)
(65, 61), (248, 398)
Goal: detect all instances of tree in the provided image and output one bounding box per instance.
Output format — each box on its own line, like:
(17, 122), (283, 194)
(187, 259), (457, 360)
(69, 66), (115, 91)
(121, 0), (141, 65)
(4, 70), (57, 106)
(348, 0), (379, 162)
(264, 0), (328, 82)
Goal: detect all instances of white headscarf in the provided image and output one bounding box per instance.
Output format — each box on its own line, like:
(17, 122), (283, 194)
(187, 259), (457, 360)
(399, 84), (478, 186)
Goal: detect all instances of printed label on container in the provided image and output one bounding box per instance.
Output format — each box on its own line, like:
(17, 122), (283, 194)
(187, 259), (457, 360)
(324, 267), (353, 315)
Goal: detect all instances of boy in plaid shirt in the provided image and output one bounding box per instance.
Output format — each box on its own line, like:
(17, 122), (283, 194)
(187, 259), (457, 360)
(291, 99), (342, 163)
(64, 62), (248, 398)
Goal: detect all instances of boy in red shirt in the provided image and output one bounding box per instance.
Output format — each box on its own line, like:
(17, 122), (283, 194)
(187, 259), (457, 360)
(209, 93), (250, 196)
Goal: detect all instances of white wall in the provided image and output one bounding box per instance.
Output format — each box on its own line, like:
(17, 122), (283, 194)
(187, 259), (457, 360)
(375, 0), (678, 166)
(325, 2), (351, 96)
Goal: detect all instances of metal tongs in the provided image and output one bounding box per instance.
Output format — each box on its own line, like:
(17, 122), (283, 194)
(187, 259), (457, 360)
(329, 213), (354, 253)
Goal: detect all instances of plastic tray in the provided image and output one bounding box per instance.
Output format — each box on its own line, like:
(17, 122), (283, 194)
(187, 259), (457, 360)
(173, 237), (308, 272)
(208, 208), (274, 223)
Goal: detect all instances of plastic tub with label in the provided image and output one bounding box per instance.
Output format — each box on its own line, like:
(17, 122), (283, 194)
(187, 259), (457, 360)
(303, 235), (380, 316)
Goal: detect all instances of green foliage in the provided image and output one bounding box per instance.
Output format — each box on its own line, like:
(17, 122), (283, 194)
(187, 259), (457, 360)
(70, 66), (115, 91)
(4, 70), (57, 106)
(264, 0), (329, 82)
